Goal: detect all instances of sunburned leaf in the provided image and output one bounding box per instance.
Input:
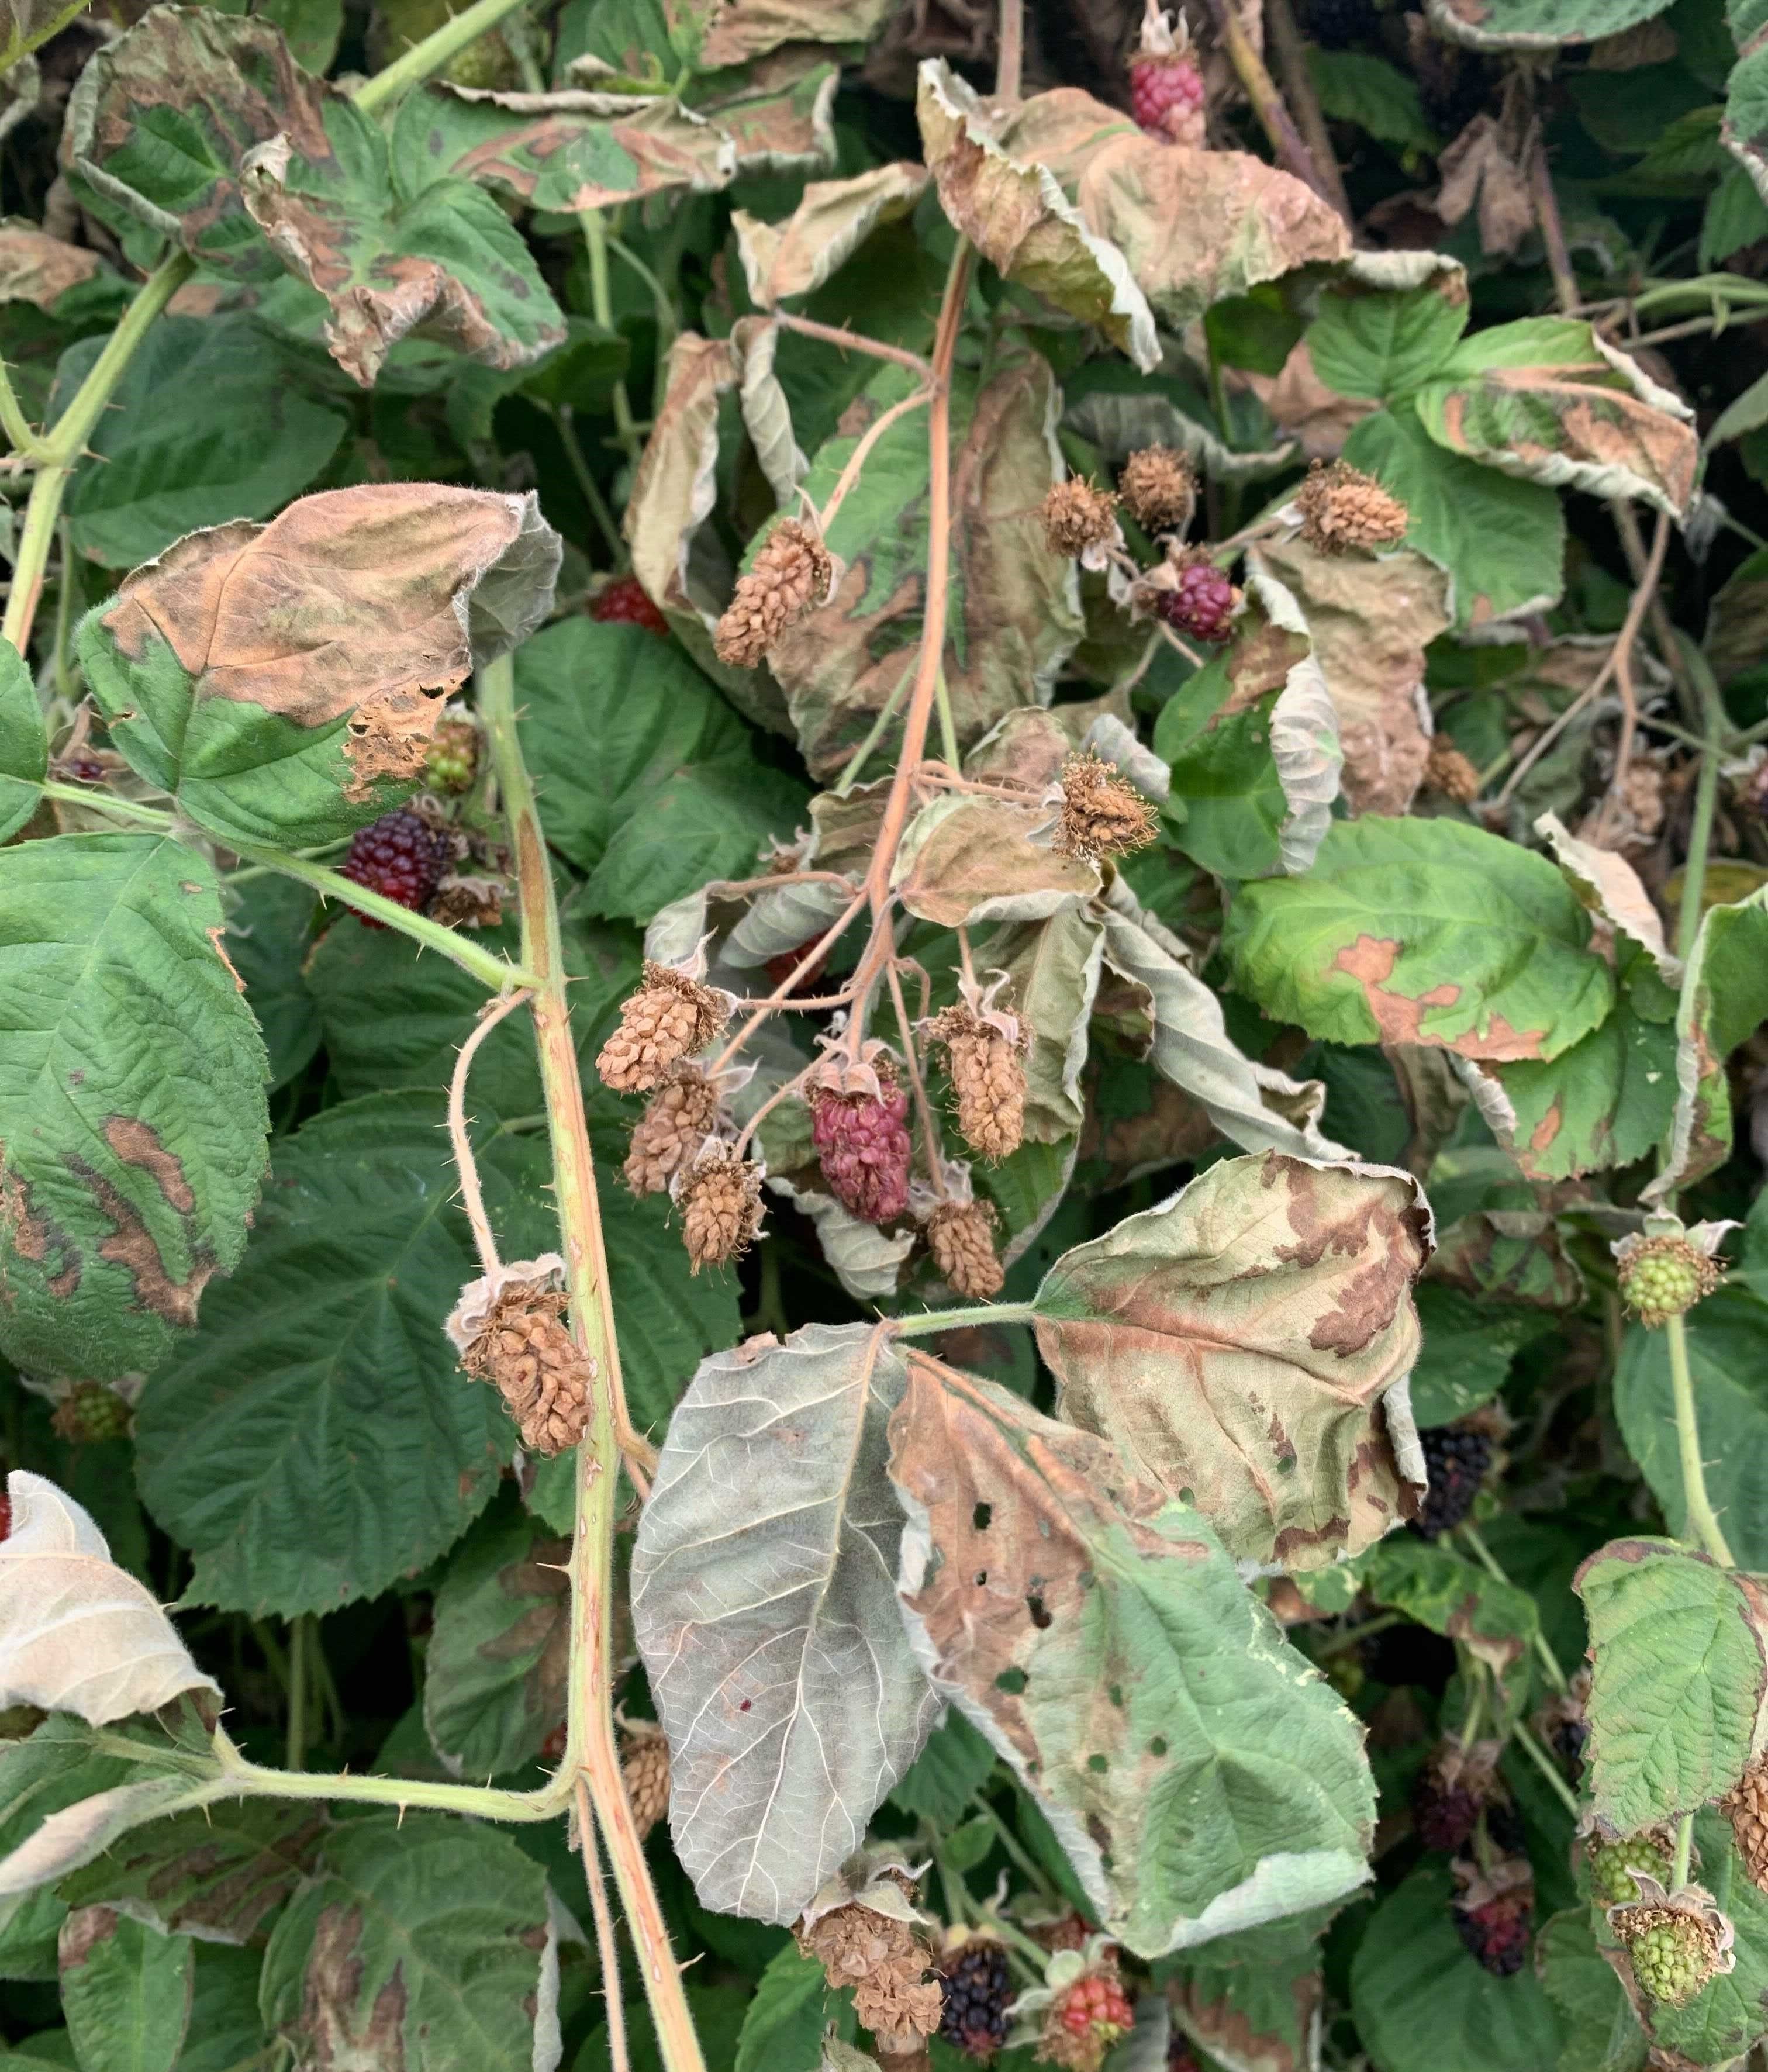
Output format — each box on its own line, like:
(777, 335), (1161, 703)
(1574, 1538), (1768, 1835)
(0, 633), (47, 844)
(630, 1323), (940, 1922)
(1223, 814), (1615, 1062)
(259, 1813), (550, 2072)
(0, 1472), (220, 1725)
(0, 834), (268, 1380)
(734, 163), (931, 306)
(1033, 1153), (1430, 1569)
(78, 484), (560, 848)
(60, 1800), (324, 1942)
(59, 1906), (193, 2072)
(888, 1355), (1376, 1955)
(892, 796), (1100, 927)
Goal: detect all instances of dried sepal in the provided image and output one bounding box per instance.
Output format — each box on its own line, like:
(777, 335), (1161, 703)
(428, 871), (506, 928)
(1054, 748), (1159, 862)
(675, 1142), (766, 1272)
(1039, 478), (1122, 566)
(624, 1064), (723, 1197)
(1608, 1875), (1736, 2007)
(713, 516), (835, 669)
(1117, 444), (1196, 535)
(446, 1255), (592, 1456)
(1423, 735), (1482, 803)
(596, 961), (732, 1093)
(1294, 460), (1409, 555)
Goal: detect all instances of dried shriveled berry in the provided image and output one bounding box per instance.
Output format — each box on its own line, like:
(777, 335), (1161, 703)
(624, 1067), (721, 1197)
(812, 1079), (914, 1224)
(1155, 552), (1239, 644)
(50, 1382), (132, 1444)
(1424, 737), (1482, 803)
(596, 964), (730, 1093)
(1118, 446), (1196, 535)
(1056, 748), (1158, 862)
(1040, 478), (1120, 559)
(429, 872), (505, 930)
(339, 808), (453, 927)
(1412, 1423), (1493, 1540)
(620, 1726), (671, 1839)
(925, 1199), (1004, 1299)
(1615, 1233), (1722, 1328)
(1723, 1757), (1768, 1893)
(797, 1897), (942, 2049)
(713, 518), (833, 668)
(591, 573), (669, 637)
(449, 1264), (592, 1456)
(937, 1936), (1013, 2060)
(677, 1145), (765, 1271)
(1295, 460), (1409, 554)
(928, 1004), (1027, 1161)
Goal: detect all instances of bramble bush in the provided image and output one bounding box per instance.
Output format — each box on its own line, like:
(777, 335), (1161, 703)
(5, 0), (1768, 2066)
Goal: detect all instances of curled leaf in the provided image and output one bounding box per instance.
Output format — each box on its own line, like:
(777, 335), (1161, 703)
(734, 162), (931, 306)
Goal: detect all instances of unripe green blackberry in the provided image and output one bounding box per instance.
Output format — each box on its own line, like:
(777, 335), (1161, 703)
(1590, 1835), (1672, 1907)
(1616, 1234), (1721, 1328)
(424, 719), (478, 795)
(50, 1382), (132, 1444)
(1628, 1915), (1717, 2005)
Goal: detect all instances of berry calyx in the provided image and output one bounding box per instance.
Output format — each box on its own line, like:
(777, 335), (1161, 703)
(1591, 1835), (1674, 1908)
(591, 574), (669, 637)
(937, 1936), (1013, 2060)
(1154, 554), (1239, 644)
(1412, 1422), (1493, 1541)
(1615, 1233), (1722, 1328)
(338, 808), (453, 929)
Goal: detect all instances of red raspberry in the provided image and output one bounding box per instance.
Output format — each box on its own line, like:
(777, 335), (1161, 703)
(338, 809), (453, 929)
(591, 574), (669, 637)
(810, 1082), (913, 1224)
(1156, 558), (1238, 644)
(1131, 53), (1206, 143)
(1052, 1969), (1135, 2045)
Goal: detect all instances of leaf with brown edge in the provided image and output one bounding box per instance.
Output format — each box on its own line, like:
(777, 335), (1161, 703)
(891, 796), (1100, 928)
(0, 220), (103, 309)
(888, 1353), (1376, 1955)
(1031, 1152), (1431, 1570)
(734, 161), (930, 306)
(78, 484), (560, 848)
(60, 1800), (324, 1943)
(693, 0), (901, 73)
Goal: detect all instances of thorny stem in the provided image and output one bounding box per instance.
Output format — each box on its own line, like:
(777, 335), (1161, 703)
(448, 988), (536, 1275)
(1513, 1718), (1583, 1821)
(1456, 1523), (1570, 1697)
(211, 1724), (569, 1821)
(1198, 0), (1336, 208)
(579, 1779), (633, 2072)
(479, 652), (698, 2071)
(886, 961), (948, 1198)
(706, 889), (870, 1075)
(890, 1300), (1038, 1338)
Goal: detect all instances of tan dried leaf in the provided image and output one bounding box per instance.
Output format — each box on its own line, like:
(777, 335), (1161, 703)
(892, 796), (1099, 928)
(734, 162), (931, 306)
(0, 220), (101, 308)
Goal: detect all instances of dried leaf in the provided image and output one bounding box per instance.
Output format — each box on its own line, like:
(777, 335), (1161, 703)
(1033, 1154), (1431, 1568)
(1536, 810), (1680, 984)
(0, 1473), (220, 1725)
(892, 796), (1100, 927)
(1435, 115), (1536, 257)
(0, 219), (102, 307)
(734, 162), (931, 306)
(889, 1356), (1376, 1955)
(735, 315), (807, 509)
(696, 0), (899, 68)
(631, 1325), (939, 1922)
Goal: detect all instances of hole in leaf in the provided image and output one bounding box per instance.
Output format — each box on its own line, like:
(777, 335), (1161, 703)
(1087, 1753), (1109, 1774)
(1026, 1592), (1052, 1629)
(1149, 1736), (1168, 1756)
(996, 1668), (1028, 1694)
(973, 1503), (992, 1531)
(974, 1570), (988, 1587)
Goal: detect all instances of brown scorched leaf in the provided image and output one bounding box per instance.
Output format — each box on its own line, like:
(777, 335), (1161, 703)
(1032, 1153), (1432, 1569)
(734, 161), (931, 306)
(889, 1355), (1376, 1954)
(693, 0), (901, 72)
(891, 796), (1100, 927)
(78, 484), (560, 848)
(0, 220), (102, 307)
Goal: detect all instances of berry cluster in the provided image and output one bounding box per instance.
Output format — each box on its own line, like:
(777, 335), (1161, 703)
(591, 574), (670, 637)
(1591, 1835), (1672, 1908)
(1054, 1969), (1135, 2041)
(338, 809), (453, 929)
(1616, 1234), (1722, 1328)
(1413, 1424), (1493, 1539)
(937, 1939), (1013, 2060)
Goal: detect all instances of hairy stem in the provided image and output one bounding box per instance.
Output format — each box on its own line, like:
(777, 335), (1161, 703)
(891, 1300), (1038, 1338)
(1676, 636), (1730, 964)
(478, 651), (702, 2072)
(996, 0), (1024, 101)
(353, 0), (536, 112)
(213, 1726), (570, 1820)
(579, 1779), (632, 2072)
(1667, 1309), (1734, 1566)
(448, 988), (536, 1275)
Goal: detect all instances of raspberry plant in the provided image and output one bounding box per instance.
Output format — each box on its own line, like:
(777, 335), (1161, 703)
(5, 0), (1768, 2068)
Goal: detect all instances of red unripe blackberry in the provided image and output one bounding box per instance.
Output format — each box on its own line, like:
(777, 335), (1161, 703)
(1156, 560), (1238, 644)
(1131, 51), (1206, 142)
(591, 574), (669, 637)
(1054, 1968), (1135, 2038)
(1411, 1424), (1493, 1541)
(1453, 1885), (1532, 1976)
(810, 1082), (913, 1225)
(338, 809), (453, 929)
(938, 1939), (1013, 2060)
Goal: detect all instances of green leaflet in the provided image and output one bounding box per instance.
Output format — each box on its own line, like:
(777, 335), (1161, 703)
(78, 484), (560, 850)
(1408, 1283), (1549, 1425)
(1222, 815), (1615, 1063)
(259, 1814), (550, 2071)
(1306, 49), (1441, 152)
(58, 1909), (193, 2072)
(889, 1359), (1375, 1956)
(1574, 1539), (1768, 1835)
(132, 1095), (560, 1618)
(1351, 1535), (1541, 1686)
(422, 1503), (568, 1779)
(1306, 274), (1470, 403)
(0, 833), (269, 1381)
(178, 1943), (275, 2072)
(585, 759), (813, 926)
(1158, 683), (1289, 882)
(60, 1801), (323, 1942)
(0, 633), (47, 843)
(0, 0), (91, 72)
(887, 1709), (997, 1824)
(734, 1942), (844, 2072)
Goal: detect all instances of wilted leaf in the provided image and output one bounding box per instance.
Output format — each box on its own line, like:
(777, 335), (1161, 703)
(0, 1472), (220, 1725)
(0, 634), (46, 844)
(734, 163), (930, 306)
(0, 834), (268, 1380)
(889, 1355), (1375, 1955)
(79, 484), (559, 848)
(695, 0), (898, 67)
(59, 1907), (193, 2072)
(60, 1800), (324, 1942)
(1033, 1153), (1429, 1569)
(260, 1813), (550, 2072)
(1427, 0), (1673, 50)
(631, 1324), (940, 1922)
(1575, 1538), (1768, 1834)
(983, 906), (1107, 1142)
(893, 796), (1100, 926)
(0, 219), (105, 308)
(1223, 814), (1615, 1061)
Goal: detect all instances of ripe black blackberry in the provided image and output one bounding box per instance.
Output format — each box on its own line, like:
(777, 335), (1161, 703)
(1411, 1425), (1493, 1540)
(1307, 0), (1379, 46)
(1483, 1800), (1526, 1857)
(338, 808), (453, 929)
(938, 1938), (1013, 2061)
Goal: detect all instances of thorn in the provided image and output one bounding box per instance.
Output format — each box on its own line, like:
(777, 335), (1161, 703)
(396, 1802), (408, 1828)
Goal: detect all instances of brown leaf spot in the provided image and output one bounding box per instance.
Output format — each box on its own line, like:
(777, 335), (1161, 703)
(67, 1154), (215, 1327)
(1330, 935), (1545, 1059)
(206, 926), (247, 993)
(1271, 1516), (1352, 1565)
(295, 1904), (407, 2068)
(103, 1117), (196, 1215)
(0, 1155), (81, 1303)
(57, 1904), (119, 1970)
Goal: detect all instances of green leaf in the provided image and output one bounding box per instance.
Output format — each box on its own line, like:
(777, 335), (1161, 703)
(0, 632), (47, 844)
(78, 485), (558, 849)
(1425, 0), (1673, 49)
(1204, 287), (1305, 378)
(513, 617), (748, 873)
(735, 1942), (840, 2072)
(0, 833), (268, 1381)
(1343, 403), (1566, 629)
(51, 316), (346, 568)
(1033, 1152), (1429, 1569)
(890, 1359), (1375, 1956)
(58, 1908), (192, 2072)
(59, 1800), (323, 1942)
(423, 1503), (568, 1778)
(220, 872), (320, 1094)
(177, 1943), (275, 2072)
(1349, 1862), (1563, 2072)
(1306, 47), (1441, 151)
(632, 1324), (939, 1922)
(133, 1094), (562, 1617)
(585, 760), (811, 925)
(1168, 1936), (1322, 2072)
(1408, 1283), (1548, 1425)
(1412, 317), (1698, 517)
(1222, 815), (1614, 1063)
(1643, 883), (1768, 1200)
(1352, 1534), (1541, 1681)
(260, 1812), (548, 2071)
(1573, 1538), (1768, 1834)
(1537, 1908), (1647, 2072)
(1305, 278), (1469, 403)
(1157, 681), (1289, 881)
(887, 1708), (997, 1823)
